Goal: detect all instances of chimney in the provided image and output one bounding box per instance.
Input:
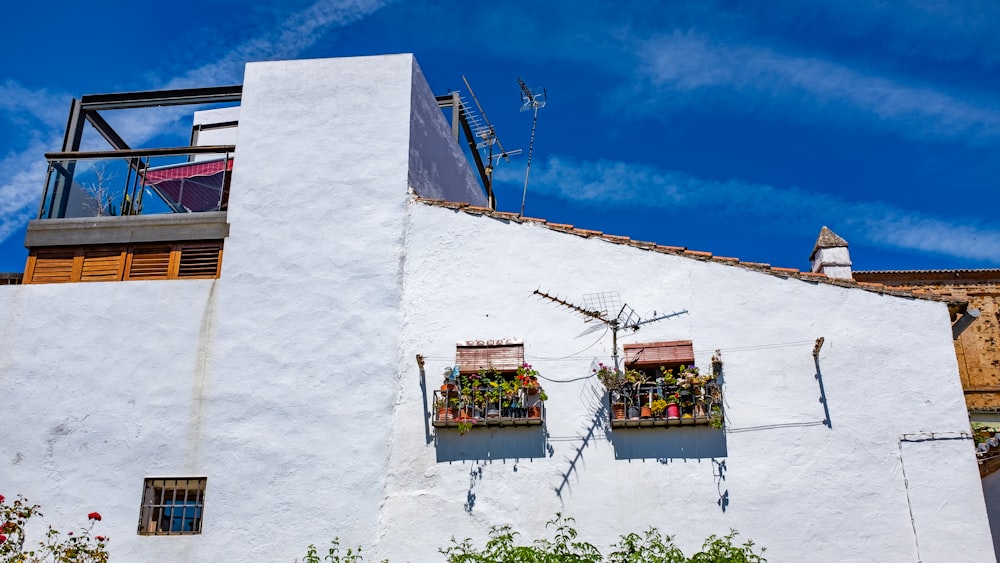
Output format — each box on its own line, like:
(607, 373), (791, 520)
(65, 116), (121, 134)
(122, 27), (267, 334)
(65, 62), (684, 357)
(810, 226), (852, 280)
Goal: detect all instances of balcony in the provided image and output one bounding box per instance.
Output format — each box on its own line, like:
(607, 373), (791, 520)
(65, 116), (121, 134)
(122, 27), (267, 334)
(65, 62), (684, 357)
(608, 378), (723, 429)
(39, 147), (234, 221)
(22, 86), (241, 284)
(432, 385), (546, 430)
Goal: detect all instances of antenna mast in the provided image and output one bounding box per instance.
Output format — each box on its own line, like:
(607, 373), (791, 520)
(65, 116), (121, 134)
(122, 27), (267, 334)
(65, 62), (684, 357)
(517, 78), (546, 217)
(533, 289), (688, 370)
(461, 76), (521, 210)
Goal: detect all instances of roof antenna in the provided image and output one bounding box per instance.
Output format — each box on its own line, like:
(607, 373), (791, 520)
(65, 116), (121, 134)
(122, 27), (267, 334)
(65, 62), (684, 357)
(461, 76), (521, 210)
(533, 289), (688, 370)
(517, 78), (546, 217)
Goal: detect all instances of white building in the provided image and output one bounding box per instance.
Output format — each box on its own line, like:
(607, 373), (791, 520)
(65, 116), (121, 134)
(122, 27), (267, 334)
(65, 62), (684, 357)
(0, 54), (994, 562)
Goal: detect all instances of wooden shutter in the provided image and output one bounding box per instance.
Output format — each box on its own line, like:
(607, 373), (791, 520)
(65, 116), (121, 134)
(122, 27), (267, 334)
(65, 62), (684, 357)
(80, 247), (126, 282)
(26, 240), (224, 284)
(456, 340), (525, 373)
(26, 248), (77, 284)
(176, 243), (222, 279)
(126, 245), (173, 280)
(623, 340), (695, 368)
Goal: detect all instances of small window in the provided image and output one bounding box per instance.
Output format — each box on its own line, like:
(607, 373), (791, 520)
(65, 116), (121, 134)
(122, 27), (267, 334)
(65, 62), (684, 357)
(138, 477), (207, 535)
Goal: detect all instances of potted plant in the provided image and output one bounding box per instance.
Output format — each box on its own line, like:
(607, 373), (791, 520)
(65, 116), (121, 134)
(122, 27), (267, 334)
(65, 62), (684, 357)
(595, 363), (627, 420)
(625, 369), (647, 419)
(709, 404), (723, 429)
(517, 363), (541, 395)
(650, 398), (667, 419)
(434, 396), (453, 422)
(664, 393), (681, 419)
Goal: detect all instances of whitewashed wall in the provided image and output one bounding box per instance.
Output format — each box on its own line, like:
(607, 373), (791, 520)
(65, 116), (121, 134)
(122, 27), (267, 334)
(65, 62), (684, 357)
(0, 54), (992, 563)
(380, 204), (993, 562)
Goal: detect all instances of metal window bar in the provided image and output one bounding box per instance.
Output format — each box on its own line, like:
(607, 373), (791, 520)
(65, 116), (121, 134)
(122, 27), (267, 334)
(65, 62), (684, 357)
(139, 478), (206, 535)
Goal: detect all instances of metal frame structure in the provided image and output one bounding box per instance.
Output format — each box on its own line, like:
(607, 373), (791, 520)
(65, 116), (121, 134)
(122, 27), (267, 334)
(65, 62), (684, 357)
(49, 86), (243, 220)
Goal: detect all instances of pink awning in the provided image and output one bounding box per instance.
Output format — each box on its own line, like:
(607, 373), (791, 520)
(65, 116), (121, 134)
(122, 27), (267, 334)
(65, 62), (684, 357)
(143, 158), (232, 212)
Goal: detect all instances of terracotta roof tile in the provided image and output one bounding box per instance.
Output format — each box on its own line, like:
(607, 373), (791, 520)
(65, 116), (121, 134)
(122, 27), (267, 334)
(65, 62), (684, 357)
(413, 197), (957, 304)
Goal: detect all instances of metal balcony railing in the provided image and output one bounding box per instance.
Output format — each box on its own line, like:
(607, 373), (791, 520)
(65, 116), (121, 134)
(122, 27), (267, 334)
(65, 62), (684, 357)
(609, 380), (723, 429)
(432, 386), (545, 429)
(38, 146), (235, 220)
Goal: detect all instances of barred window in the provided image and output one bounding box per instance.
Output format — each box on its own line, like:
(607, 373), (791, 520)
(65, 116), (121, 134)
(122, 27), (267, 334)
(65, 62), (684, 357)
(138, 477), (207, 535)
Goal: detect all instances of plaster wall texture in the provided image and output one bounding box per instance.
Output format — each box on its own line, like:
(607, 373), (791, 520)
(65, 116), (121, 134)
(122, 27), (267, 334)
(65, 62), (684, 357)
(0, 53), (992, 563)
(0, 53), (479, 562)
(377, 202), (993, 562)
(406, 62), (485, 206)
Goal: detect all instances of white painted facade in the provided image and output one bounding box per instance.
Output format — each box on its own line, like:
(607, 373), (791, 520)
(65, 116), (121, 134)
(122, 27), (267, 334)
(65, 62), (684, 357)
(0, 54), (993, 562)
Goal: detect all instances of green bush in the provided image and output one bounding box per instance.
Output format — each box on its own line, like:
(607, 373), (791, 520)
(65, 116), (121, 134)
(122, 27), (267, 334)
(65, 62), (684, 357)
(301, 514), (766, 563)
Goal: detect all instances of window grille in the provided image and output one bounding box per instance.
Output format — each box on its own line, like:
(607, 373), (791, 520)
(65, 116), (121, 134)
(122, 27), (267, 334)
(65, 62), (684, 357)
(137, 477), (207, 535)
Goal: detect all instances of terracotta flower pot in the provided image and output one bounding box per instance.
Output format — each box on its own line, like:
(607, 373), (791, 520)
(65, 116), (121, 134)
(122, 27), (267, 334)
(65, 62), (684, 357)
(612, 403), (626, 420)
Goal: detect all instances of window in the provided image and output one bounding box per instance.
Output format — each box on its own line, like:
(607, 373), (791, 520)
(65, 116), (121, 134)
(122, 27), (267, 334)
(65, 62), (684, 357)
(138, 477), (207, 535)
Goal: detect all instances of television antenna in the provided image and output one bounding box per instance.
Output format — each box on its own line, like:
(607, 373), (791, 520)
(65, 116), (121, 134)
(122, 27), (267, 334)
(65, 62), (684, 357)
(461, 76), (521, 209)
(533, 289), (688, 370)
(517, 77), (546, 217)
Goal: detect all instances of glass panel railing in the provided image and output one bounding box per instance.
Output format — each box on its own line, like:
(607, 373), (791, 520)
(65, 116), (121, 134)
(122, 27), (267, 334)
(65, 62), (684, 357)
(39, 147), (234, 220)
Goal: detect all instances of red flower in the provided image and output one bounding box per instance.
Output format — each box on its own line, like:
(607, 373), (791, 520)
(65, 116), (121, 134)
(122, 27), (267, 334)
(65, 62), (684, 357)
(0, 534), (6, 544)
(88, 512), (102, 521)
(0, 495), (4, 503)
(96, 535), (106, 541)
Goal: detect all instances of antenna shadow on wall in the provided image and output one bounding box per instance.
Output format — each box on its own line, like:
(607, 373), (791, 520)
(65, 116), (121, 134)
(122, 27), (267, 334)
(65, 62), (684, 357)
(435, 427), (546, 463)
(610, 427), (727, 461)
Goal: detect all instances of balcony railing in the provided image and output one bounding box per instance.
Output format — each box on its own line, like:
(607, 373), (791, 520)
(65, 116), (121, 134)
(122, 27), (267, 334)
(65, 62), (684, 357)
(432, 386), (545, 429)
(38, 146), (234, 220)
(609, 380), (723, 429)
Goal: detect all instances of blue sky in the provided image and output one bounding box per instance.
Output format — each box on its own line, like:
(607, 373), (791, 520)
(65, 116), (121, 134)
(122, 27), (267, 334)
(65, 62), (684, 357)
(2, 0), (999, 272)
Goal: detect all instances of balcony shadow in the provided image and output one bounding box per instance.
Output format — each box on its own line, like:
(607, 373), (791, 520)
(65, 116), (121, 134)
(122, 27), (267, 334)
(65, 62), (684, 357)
(609, 426), (727, 460)
(435, 426), (547, 462)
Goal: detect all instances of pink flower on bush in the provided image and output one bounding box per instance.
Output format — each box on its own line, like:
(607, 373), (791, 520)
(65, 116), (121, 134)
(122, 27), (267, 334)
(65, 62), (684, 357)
(88, 512), (102, 521)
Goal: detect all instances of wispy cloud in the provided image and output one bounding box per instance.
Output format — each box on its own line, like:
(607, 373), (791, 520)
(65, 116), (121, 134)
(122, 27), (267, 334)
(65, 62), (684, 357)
(0, 141), (55, 242)
(0, 0), (389, 245)
(495, 155), (1000, 263)
(166, 0), (391, 88)
(625, 31), (1000, 145)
